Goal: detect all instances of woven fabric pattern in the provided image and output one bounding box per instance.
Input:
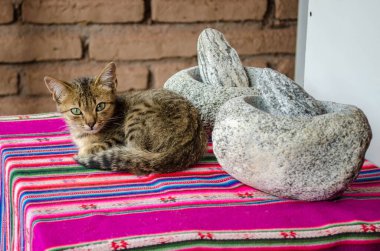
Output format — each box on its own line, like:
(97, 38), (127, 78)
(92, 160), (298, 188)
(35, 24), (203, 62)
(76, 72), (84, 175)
(1, 113), (379, 251)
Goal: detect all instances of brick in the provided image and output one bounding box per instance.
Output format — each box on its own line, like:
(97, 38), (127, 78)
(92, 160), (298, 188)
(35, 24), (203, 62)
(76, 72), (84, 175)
(22, 0), (144, 24)
(275, 0), (298, 19)
(22, 62), (148, 95)
(0, 26), (82, 63)
(224, 26), (297, 55)
(89, 25), (199, 61)
(272, 57), (295, 79)
(151, 60), (196, 88)
(116, 65), (149, 91)
(152, 0), (266, 22)
(89, 24), (296, 61)
(0, 66), (18, 95)
(0, 96), (56, 115)
(0, 0), (13, 23)
(91, 25), (191, 61)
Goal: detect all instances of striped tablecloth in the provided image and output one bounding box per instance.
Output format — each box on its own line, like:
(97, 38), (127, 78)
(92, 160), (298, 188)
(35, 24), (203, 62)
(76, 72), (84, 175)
(1, 113), (380, 251)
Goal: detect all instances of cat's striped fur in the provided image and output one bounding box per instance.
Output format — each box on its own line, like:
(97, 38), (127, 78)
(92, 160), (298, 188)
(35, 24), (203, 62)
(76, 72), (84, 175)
(44, 62), (207, 175)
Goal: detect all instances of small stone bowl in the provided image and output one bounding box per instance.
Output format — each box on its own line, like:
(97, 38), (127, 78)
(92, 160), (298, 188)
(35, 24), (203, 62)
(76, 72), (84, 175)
(164, 66), (323, 137)
(212, 96), (372, 201)
(164, 66), (259, 136)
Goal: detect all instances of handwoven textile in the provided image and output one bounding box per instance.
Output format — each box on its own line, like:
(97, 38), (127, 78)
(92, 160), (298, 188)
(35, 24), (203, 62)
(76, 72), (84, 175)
(1, 113), (380, 251)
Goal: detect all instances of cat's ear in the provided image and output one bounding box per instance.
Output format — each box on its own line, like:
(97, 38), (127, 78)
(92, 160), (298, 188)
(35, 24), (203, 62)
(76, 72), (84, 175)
(44, 76), (72, 103)
(95, 62), (117, 91)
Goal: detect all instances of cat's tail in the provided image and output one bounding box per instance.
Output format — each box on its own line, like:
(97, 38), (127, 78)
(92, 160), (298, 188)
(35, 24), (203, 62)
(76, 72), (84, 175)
(75, 144), (205, 175)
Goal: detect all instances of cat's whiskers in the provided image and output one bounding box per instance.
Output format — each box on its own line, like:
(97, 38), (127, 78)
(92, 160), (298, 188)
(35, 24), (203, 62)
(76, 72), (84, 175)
(58, 125), (70, 132)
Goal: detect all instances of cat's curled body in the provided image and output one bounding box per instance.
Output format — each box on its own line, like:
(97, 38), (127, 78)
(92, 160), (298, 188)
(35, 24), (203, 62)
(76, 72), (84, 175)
(44, 62), (207, 175)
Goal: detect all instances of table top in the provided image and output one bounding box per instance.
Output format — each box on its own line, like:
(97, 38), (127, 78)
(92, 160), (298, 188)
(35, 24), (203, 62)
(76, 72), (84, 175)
(1, 113), (380, 251)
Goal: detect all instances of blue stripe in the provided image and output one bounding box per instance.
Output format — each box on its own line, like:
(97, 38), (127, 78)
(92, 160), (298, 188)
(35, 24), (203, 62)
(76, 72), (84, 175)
(18, 174), (232, 195)
(4, 151), (78, 160)
(20, 179), (239, 202)
(2, 144), (76, 152)
(360, 168), (380, 174)
(1, 144), (76, 157)
(354, 177), (380, 182)
(2, 145), (77, 161)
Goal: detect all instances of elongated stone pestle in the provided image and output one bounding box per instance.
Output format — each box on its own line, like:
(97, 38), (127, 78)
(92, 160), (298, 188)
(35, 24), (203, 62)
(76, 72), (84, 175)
(197, 28), (249, 87)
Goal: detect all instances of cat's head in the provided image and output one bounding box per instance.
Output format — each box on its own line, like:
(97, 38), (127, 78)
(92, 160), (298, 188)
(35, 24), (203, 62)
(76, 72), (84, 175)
(44, 62), (118, 134)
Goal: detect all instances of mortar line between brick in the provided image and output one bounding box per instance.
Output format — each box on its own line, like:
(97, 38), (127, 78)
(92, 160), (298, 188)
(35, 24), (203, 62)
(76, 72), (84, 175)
(146, 66), (153, 89)
(143, 0), (152, 24)
(262, 0), (275, 28)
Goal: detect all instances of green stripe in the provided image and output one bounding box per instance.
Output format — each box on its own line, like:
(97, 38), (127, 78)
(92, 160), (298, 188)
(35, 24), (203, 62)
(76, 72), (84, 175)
(132, 233), (380, 250)
(200, 155), (218, 162)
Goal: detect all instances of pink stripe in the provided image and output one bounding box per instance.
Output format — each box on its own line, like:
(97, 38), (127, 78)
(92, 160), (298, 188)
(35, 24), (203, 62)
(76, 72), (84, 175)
(350, 182), (380, 188)
(0, 134), (70, 143)
(0, 118), (66, 135)
(361, 163), (377, 169)
(32, 199), (380, 251)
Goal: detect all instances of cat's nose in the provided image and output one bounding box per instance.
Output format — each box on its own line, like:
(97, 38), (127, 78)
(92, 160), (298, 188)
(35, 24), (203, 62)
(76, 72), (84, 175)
(87, 121), (96, 130)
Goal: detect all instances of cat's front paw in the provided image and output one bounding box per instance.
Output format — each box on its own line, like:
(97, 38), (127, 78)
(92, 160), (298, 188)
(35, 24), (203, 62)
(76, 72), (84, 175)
(73, 154), (79, 162)
(80, 143), (107, 155)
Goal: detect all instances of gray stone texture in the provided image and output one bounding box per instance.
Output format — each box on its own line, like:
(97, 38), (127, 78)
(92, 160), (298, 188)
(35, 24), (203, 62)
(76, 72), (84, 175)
(212, 96), (372, 201)
(164, 66), (259, 135)
(254, 69), (324, 117)
(164, 66), (322, 135)
(197, 28), (249, 87)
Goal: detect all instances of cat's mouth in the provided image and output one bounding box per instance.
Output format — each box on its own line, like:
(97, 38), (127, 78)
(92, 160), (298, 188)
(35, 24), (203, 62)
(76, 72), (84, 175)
(84, 129), (100, 134)
(82, 124), (102, 134)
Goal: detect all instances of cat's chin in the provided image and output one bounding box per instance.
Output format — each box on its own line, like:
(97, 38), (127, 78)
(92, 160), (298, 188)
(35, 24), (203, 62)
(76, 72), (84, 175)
(73, 126), (101, 134)
(84, 129), (101, 134)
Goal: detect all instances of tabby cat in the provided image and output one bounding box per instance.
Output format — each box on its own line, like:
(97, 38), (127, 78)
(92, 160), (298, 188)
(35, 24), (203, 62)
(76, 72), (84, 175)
(44, 62), (207, 175)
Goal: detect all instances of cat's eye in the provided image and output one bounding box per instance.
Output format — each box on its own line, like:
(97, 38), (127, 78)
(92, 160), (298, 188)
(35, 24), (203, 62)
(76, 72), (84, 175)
(96, 102), (106, 112)
(70, 108), (82, 115)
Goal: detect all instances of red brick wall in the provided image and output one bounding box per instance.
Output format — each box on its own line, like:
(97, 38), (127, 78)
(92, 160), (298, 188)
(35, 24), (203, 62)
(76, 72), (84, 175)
(0, 0), (298, 115)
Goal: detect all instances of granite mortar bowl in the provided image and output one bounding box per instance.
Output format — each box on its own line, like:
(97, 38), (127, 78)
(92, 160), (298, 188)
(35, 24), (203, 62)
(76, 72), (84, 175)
(212, 96), (372, 201)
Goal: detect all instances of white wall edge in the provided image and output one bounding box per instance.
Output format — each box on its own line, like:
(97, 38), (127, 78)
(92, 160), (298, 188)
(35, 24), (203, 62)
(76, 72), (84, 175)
(295, 0), (309, 86)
